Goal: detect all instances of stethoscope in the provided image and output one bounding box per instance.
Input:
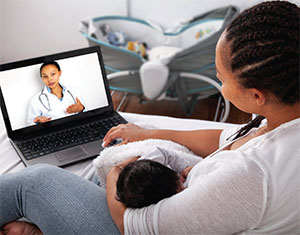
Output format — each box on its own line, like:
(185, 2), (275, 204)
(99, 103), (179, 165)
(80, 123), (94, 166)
(38, 88), (76, 111)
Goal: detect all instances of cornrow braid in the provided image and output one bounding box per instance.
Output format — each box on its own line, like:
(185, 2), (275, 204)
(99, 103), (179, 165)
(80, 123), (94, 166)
(232, 42), (297, 71)
(226, 1), (299, 104)
(224, 1), (299, 140)
(228, 1), (298, 35)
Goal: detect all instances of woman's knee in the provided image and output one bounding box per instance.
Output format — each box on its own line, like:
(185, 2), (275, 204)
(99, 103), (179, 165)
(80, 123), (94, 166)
(27, 163), (58, 172)
(20, 164), (63, 183)
(1, 164), (57, 185)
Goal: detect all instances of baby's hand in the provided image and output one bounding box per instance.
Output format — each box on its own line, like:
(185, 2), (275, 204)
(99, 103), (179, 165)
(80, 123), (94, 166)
(180, 166), (193, 182)
(0, 221), (42, 235)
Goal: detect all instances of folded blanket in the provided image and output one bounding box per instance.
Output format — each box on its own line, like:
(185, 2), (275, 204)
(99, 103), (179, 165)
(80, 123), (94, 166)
(93, 139), (202, 185)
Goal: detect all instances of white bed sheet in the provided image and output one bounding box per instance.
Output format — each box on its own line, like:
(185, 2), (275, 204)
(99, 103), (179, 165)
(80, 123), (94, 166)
(0, 112), (238, 177)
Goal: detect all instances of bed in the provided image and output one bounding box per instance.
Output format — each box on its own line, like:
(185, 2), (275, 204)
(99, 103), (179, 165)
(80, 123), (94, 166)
(0, 111), (238, 176)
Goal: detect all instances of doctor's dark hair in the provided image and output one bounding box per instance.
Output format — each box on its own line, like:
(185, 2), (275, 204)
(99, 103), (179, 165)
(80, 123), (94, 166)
(40, 61), (61, 76)
(116, 159), (180, 208)
(223, 1), (300, 140)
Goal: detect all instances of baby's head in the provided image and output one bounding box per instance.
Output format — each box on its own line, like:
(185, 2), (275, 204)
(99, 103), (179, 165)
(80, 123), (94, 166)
(116, 159), (181, 208)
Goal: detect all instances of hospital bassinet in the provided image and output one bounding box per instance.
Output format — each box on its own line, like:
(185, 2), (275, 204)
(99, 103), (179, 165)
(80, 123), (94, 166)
(80, 5), (239, 122)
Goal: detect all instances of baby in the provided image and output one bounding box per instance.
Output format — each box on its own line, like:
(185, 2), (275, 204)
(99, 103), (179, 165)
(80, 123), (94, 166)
(115, 147), (193, 208)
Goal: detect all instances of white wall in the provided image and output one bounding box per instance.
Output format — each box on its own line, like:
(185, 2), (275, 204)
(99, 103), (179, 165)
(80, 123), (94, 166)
(129, 0), (256, 30)
(1, 0), (299, 64)
(0, 0), (126, 63)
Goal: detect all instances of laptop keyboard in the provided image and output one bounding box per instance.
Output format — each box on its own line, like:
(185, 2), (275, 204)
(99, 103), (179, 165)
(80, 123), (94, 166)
(17, 115), (126, 160)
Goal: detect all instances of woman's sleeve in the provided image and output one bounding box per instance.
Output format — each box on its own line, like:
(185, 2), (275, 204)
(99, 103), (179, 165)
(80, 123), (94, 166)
(124, 153), (267, 234)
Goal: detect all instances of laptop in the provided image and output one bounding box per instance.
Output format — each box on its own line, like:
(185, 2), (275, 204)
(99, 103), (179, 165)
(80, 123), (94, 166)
(0, 46), (127, 167)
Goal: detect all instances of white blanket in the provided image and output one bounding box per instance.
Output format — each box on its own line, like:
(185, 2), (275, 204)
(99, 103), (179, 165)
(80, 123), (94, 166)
(93, 139), (202, 184)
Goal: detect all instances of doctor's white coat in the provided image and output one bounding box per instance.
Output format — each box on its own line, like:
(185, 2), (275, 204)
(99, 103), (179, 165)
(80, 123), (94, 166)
(27, 85), (86, 125)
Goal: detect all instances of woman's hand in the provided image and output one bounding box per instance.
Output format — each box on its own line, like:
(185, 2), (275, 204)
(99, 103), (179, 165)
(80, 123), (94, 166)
(66, 98), (84, 114)
(0, 221), (42, 235)
(103, 123), (150, 147)
(33, 116), (52, 123)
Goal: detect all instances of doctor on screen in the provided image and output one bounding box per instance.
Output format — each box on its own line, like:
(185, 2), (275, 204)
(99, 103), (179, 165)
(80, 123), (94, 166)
(27, 61), (85, 124)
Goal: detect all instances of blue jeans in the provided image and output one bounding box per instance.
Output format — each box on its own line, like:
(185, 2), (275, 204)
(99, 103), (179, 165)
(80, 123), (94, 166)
(0, 164), (119, 235)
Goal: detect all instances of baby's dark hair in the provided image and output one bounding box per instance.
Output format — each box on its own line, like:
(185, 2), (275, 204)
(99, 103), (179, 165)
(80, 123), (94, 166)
(116, 159), (180, 208)
(40, 61), (61, 77)
(224, 1), (300, 140)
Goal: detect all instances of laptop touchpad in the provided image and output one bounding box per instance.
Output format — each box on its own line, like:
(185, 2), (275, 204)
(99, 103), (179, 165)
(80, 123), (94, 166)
(55, 147), (87, 163)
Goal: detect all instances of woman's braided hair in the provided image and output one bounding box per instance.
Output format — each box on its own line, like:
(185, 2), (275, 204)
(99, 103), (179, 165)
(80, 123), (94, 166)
(224, 1), (300, 140)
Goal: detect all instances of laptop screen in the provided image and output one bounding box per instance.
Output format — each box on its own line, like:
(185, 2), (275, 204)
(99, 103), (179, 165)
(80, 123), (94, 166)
(0, 47), (112, 137)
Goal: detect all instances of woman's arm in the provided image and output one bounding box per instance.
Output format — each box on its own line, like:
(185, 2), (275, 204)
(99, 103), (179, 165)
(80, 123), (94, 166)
(103, 123), (223, 157)
(106, 157), (139, 234)
(106, 166), (126, 235)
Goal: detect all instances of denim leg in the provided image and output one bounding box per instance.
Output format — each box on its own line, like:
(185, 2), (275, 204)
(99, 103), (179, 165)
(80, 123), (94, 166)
(0, 164), (119, 235)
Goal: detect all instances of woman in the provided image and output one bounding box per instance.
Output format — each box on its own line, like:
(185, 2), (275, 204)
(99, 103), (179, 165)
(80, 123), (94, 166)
(27, 61), (85, 124)
(1, 1), (299, 234)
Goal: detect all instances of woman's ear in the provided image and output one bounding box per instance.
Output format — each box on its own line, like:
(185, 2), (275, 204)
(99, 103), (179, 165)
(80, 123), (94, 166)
(250, 88), (266, 106)
(59, 70), (62, 77)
